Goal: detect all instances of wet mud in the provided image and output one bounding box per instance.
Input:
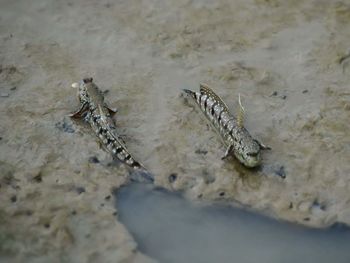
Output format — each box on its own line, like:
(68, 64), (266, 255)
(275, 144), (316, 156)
(1, 0), (350, 262)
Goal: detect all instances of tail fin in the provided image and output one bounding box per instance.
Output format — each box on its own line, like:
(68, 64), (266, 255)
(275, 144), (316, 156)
(182, 89), (196, 99)
(129, 168), (154, 184)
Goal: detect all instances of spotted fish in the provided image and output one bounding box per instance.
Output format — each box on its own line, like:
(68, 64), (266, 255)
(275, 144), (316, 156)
(183, 84), (270, 168)
(70, 78), (152, 181)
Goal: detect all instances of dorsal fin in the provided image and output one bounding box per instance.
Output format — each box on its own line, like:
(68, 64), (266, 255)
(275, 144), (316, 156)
(237, 93), (245, 128)
(199, 84), (230, 113)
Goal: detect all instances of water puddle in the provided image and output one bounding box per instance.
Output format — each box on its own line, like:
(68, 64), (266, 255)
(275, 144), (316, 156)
(115, 183), (350, 263)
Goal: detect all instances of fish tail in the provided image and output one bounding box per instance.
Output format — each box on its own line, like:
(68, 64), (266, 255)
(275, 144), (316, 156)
(129, 168), (154, 184)
(183, 89), (197, 99)
(112, 145), (140, 168)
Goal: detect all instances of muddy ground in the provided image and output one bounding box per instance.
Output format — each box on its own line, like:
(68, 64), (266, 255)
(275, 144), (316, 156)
(0, 0), (350, 262)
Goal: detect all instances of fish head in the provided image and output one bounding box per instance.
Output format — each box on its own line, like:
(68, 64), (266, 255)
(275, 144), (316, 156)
(72, 78), (103, 104)
(71, 77), (95, 105)
(236, 137), (262, 168)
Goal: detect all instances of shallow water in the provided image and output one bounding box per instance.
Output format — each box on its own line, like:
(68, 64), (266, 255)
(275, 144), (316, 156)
(116, 183), (350, 263)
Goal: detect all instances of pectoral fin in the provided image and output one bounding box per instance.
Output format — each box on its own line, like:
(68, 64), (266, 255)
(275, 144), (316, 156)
(106, 106), (117, 116)
(221, 145), (234, 160)
(69, 103), (89, 119)
(255, 140), (271, 150)
(101, 101), (117, 116)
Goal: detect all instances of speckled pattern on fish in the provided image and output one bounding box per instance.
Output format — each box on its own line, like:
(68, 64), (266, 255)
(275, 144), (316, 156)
(183, 84), (269, 168)
(70, 78), (146, 171)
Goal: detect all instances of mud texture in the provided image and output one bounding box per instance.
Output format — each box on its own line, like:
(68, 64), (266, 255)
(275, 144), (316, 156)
(1, 0), (350, 262)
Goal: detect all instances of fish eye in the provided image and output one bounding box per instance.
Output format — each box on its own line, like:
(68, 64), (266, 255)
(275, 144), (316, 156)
(247, 152), (258, 157)
(83, 77), (93, 84)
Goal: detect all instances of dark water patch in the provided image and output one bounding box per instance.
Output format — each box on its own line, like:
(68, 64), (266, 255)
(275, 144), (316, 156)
(88, 156), (100, 164)
(55, 117), (75, 133)
(115, 183), (350, 263)
(32, 172), (42, 183)
(75, 186), (85, 194)
(10, 195), (17, 203)
(274, 165), (286, 179)
(195, 148), (208, 155)
(168, 173), (177, 183)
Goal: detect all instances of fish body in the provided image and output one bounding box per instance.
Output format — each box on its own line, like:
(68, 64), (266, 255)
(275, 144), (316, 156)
(183, 84), (269, 168)
(70, 78), (145, 171)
